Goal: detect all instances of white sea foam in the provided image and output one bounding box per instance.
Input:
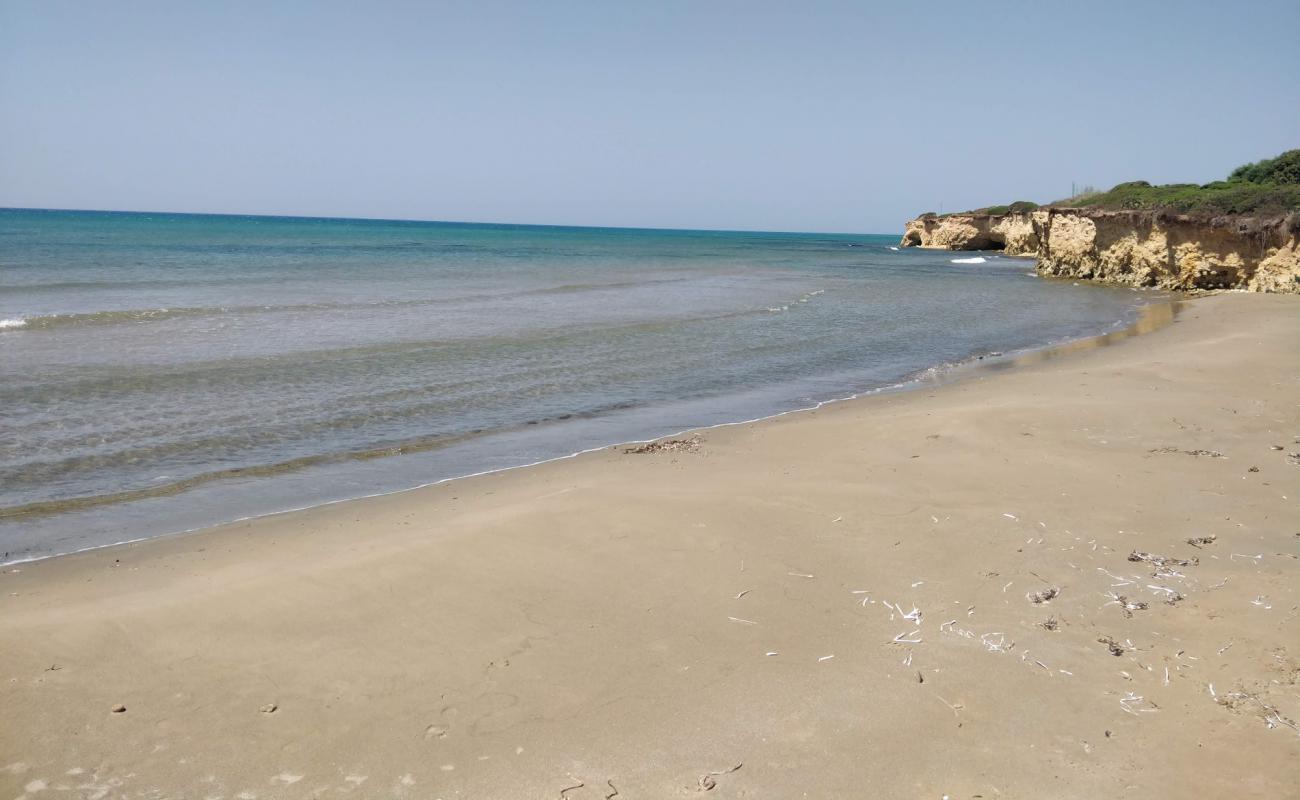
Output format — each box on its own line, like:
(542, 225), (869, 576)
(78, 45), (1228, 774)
(950, 257), (987, 264)
(888, 246), (900, 251)
(0, 318), (27, 330)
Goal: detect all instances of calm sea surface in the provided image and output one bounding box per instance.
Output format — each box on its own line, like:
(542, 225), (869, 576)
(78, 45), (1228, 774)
(1, 209), (1161, 561)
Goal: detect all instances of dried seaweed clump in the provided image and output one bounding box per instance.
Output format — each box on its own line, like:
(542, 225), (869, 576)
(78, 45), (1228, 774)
(1027, 587), (1059, 604)
(1129, 550), (1197, 577)
(1149, 447), (1225, 458)
(1112, 595), (1149, 618)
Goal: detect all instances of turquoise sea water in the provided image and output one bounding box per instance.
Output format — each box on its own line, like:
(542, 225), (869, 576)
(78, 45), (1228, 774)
(1, 208), (1161, 561)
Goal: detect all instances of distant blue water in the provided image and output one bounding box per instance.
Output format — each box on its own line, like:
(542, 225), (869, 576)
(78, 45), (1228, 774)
(0, 208), (1161, 561)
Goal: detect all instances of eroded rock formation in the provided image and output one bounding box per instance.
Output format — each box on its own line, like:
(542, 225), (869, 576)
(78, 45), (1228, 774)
(900, 213), (1039, 255)
(900, 209), (1300, 293)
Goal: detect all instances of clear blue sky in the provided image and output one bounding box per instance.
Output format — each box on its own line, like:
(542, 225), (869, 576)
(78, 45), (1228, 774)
(2, 1), (1297, 233)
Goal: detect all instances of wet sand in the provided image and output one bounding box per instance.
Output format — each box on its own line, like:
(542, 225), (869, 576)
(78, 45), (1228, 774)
(3, 293), (1298, 799)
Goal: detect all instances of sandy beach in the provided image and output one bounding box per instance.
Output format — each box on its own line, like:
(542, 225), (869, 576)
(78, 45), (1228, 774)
(3, 292), (1298, 799)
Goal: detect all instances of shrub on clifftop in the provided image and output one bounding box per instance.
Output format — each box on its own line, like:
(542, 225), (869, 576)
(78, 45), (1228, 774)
(941, 150), (1300, 218)
(1228, 150), (1300, 185)
(1047, 150), (1300, 216)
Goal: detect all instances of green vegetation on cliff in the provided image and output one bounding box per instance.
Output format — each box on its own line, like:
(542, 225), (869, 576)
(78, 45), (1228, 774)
(954, 150), (1300, 218)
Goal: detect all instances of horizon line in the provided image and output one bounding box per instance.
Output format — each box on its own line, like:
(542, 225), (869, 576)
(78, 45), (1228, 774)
(0, 205), (890, 238)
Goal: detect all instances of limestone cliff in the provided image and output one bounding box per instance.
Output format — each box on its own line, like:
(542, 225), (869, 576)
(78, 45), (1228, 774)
(900, 209), (1300, 293)
(901, 213), (1040, 255)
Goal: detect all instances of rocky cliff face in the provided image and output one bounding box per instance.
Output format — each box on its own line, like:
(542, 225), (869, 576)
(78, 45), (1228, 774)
(900, 209), (1300, 293)
(901, 213), (1040, 255)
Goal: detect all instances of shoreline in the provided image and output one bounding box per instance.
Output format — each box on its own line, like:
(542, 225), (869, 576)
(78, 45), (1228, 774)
(3, 292), (1297, 798)
(1, 296), (1178, 568)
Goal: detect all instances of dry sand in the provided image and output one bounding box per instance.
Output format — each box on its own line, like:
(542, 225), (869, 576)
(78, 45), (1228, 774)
(2, 293), (1298, 799)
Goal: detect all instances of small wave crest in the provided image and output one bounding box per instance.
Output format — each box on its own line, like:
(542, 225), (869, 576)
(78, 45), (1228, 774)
(0, 278), (704, 334)
(765, 288), (825, 313)
(950, 257), (987, 264)
(0, 307), (225, 331)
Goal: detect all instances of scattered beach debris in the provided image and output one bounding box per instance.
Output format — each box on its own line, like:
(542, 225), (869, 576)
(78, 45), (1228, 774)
(1146, 585), (1185, 605)
(697, 762), (742, 792)
(1148, 447), (1225, 458)
(1128, 551), (1196, 569)
(624, 435), (701, 455)
(980, 632), (1014, 653)
(1265, 711), (1299, 733)
(787, 571), (815, 579)
(604, 779), (620, 799)
(1098, 636), (1126, 657)
(727, 616), (757, 626)
(111, 704), (126, 714)
(560, 776), (585, 798)
(935, 695), (964, 716)
(260, 703), (278, 714)
(939, 619), (966, 635)
(916, 670), (924, 683)
(1039, 617), (1059, 631)
(734, 589), (751, 599)
(818, 654), (835, 662)
(1186, 535), (1217, 548)
(1104, 593), (1149, 618)
(1128, 551), (1197, 578)
(892, 631), (923, 645)
(1027, 587), (1059, 604)
(1214, 687), (1300, 734)
(1119, 692), (1158, 715)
